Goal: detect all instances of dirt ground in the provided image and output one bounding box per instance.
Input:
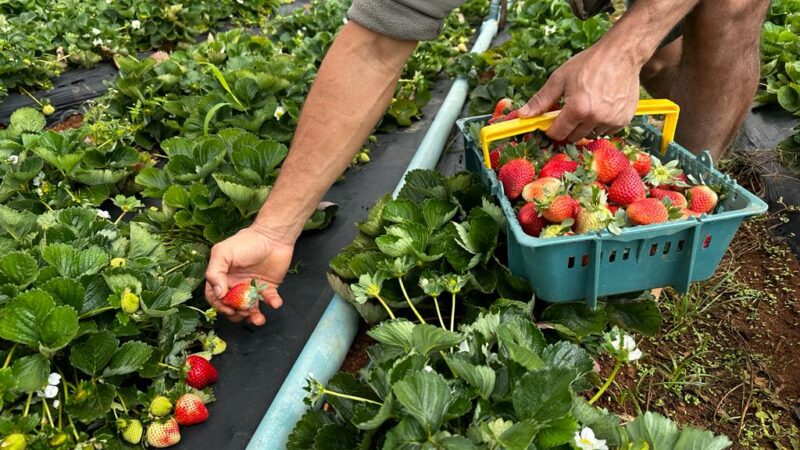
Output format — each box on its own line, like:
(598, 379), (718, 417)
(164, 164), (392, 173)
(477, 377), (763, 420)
(48, 113), (84, 131)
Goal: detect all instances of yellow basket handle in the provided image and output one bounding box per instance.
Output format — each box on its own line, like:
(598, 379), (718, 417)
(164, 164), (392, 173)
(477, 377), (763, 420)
(479, 98), (680, 169)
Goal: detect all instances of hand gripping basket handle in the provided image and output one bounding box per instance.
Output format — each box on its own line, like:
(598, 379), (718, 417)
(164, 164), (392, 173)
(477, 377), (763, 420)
(479, 98), (681, 169)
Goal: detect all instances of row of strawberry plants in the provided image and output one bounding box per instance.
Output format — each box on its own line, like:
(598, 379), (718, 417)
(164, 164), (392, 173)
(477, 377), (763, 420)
(289, 169), (733, 449)
(0, 0), (280, 102)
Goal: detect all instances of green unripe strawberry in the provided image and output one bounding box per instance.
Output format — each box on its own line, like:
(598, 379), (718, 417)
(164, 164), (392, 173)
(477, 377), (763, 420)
(110, 257), (126, 268)
(357, 153), (370, 164)
(149, 396), (172, 417)
(121, 290), (140, 314)
(48, 433), (67, 447)
(119, 419), (143, 444)
(1, 434), (26, 450)
(201, 333), (227, 355)
(42, 104), (55, 116)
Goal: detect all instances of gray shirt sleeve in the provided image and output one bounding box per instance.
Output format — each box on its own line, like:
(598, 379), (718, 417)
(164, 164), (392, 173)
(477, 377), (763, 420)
(347, 0), (466, 41)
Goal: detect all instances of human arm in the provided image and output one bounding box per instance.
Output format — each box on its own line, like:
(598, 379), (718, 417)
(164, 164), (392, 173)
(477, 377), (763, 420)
(519, 0), (701, 141)
(204, 22), (417, 325)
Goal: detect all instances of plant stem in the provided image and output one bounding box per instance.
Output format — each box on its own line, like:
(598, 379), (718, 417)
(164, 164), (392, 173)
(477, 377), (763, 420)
(117, 392), (128, 412)
(432, 297), (446, 330)
(113, 210), (126, 225)
(23, 392), (32, 417)
(158, 362), (180, 371)
(2, 344), (16, 369)
(79, 306), (115, 320)
(164, 260), (191, 276)
(373, 294), (396, 320)
(43, 399), (55, 428)
(589, 360), (622, 405)
(398, 277), (425, 324)
(68, 415), (79, 442)
(322, 388), (381, 406)
(450, 292), (457, 332)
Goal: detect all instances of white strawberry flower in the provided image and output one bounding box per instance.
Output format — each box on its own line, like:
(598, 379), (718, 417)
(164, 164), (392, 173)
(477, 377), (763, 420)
(93, 38), (103, 46)
(6, 155), (18, 165)
(32, 171), (45, 187)
(52, 399), (60, 408)
(457, 340), (469, 353)
(131, 20), (141, 30)
(574, 428), (608, 450)
(48, 372), (61, 386)
(97, 210), (111, 220)
(423, 365), (434, 372)
(274, 106), (286, 120)
(91, 27), (101, 35)
(603, 327), (642, 362)
(544, 24), (557, 36)
(41, 385), (58, 398)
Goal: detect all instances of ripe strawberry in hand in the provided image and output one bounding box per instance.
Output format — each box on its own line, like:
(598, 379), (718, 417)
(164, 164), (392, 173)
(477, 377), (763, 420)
(609, 166), (646, 206)
(222, 279), (269, 311)
(146, 418), (181, 448)
(491, 98), (513, 121)
(517, 203), (546, 237)
(175, 393), (209, 426)
(185, 355), (218, 389)
(626, 198), (669, 225)
(687, 185), (718, 214)
(498, 158), (536, 201)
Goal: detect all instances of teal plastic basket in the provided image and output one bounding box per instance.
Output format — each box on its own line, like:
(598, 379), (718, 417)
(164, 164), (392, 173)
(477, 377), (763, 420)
(457, 115), (768, 308)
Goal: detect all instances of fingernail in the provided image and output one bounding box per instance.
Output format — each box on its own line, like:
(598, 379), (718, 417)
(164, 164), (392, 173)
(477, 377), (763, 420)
(214, 286), (223, 298)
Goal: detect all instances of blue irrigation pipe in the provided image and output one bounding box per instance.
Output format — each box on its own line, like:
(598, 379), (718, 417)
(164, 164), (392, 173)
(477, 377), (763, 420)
(246, 4), (501, 449)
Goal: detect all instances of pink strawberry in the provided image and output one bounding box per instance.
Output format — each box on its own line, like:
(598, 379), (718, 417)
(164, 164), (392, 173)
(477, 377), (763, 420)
(498, 158), (536, 201)
(491, 98), (513, 121)
(627, 198), (668, 225)
(650, 187), (688, 209)
(517, 203), (546, 237)
(539, 155), (578, 179)
(543, 195), (579, 223)
(686, 186), (718, 214)
(146, 418), (181, 448)
(522, 177), (561, 203)
(174, 393), (209, 426)
(587, 140), (630, 183)
(609, 166), (646, 206)
(185, 355), (218, 389)
(222, 279), (268, 310)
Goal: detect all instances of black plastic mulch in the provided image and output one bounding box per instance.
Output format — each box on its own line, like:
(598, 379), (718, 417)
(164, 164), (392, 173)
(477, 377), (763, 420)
(175, 77), (455, 450)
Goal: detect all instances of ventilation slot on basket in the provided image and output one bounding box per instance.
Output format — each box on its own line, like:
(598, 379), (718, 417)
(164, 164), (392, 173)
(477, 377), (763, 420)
(649, 244), (658, 256)
(581, 255), (589, 267)
(677, 240), (685, 252)
(622, 248), (630, 260)
(609, 250), (617, 262)
(703, 235), (712, 248)
(567, 256), (575, 268)
(662, 242), (672, 255)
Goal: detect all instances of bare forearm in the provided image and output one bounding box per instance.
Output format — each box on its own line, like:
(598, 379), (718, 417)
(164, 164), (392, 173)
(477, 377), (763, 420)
(599, 0), (699, 66)
(252, 22), (416, 243)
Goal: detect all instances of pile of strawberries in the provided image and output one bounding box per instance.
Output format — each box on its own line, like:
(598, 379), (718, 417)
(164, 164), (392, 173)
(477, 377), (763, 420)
(486, 99), (720, 239)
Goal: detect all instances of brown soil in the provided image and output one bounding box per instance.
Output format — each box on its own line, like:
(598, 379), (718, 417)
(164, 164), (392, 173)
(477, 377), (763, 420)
(340, 325), (374, 375)
(596, 215), (800, 448)
(48, 113), (84, 131)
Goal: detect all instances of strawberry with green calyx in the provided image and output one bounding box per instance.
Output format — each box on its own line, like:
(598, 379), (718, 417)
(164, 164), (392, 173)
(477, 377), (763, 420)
(649, 187), (688, 209)
(626, 198), (672, 225)
(644, 158), (687, 189)
(543, 194), (579, 223)
(117, 419), (144, 444)
(120, 289), (140, 314)
(623, 145), (652, 177)
(146, 418), (181, 448)
(585, 140), (630, 183)
(575, 185), (615, 234)
(1, 434), (26, 450)
(517, 203), (547, 237)
(521, 177), (561, 203)
(686, 185), (718, 214)
(222, 279), (269, 311)
(149, 396), (173, 417)
(185, 355), (218, 389)
(200, 332), (227, 355)
(539, 153), (579, 179)
(489, 141), (517, 169)
(174, 393), (209, 426)
(498, 158), (536, 201)
(540, 219), (575, 239)
(609, 166), (646, 206)
(490, 98), (513, 122)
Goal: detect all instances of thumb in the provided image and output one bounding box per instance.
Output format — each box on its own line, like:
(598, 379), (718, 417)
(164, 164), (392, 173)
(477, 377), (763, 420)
(518, 74), (564, 118)
(205, 247), (231, 299)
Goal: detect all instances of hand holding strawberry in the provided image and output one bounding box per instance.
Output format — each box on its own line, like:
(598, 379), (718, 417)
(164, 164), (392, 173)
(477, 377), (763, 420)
(205, 226), (293, 326)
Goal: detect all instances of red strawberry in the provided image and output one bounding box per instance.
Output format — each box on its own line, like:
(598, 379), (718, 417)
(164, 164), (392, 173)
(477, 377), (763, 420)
(185, 355), (218, 389)
(522, 177), (561, 203)
(517, 203), (546, 237)
(627, 198), (668, 225)
(607, 204), (620, 215)
(146, 418), (181, 448)
(222, 279), (268, 310)
(666, 173), (690, 191)
(174, 393), (209, 426)
(686, 186), (718, 214)
(539, 155), (578, 179)
(498, 158), (536, 201)
(491, 98), (513, 120)
(489, 142), (517, 169)
(632, 151), (652, 177)
(575, 138), (594, 150)
(587, 141), (629, 183)
(650, 187), (687, 209)
(543, 195), (579, 223)
(609, 166), (646, 206)
(609, 136), (625, 148)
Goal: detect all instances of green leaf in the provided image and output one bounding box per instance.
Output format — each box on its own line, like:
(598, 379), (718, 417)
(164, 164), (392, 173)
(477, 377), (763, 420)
(497, 315), (547, 369)
(357, 193), (390, 237)
(67, 381), (115, 422)
(536, 415), (579, 448)
(382, 199), (423, 224)
(0, 290), (55, 347)
(422, 198), (459, 230)
(39, 306), (79, 353)
(11, 354), (49, 393)
(443, 353), (496, 399)
(103, 341), (153, 377)
(367, 319), (415, 352)
(512, 367), (575, 423)
(412, 324), (463, 355)
(606, 299), (662, 336)
(541, 341), (594, 377)
(353, 393), (396, 430)
(41, 243), (109, 279)
(213, 173), (269, 216)
(777, 84), (800, 112)
(0, 251), (38, 287)
(287, 410), (332, 450)
(393, 370), (453, 434)
(135, 167), (171, 197)
(542, 302), (608, 338)
(41, 277), (85, 310)
(312, 424), (358, 450)
(163, 185), (191, 209)
(571, 397), (623, 446)
(673, 427), (732, 450)
(69, 331), (118, 376)
(499, 420), (541, 450)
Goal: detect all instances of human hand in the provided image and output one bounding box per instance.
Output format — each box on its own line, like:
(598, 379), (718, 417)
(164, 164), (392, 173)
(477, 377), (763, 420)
(518, 43), (641, 141)
(204, 226), (294, 326)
